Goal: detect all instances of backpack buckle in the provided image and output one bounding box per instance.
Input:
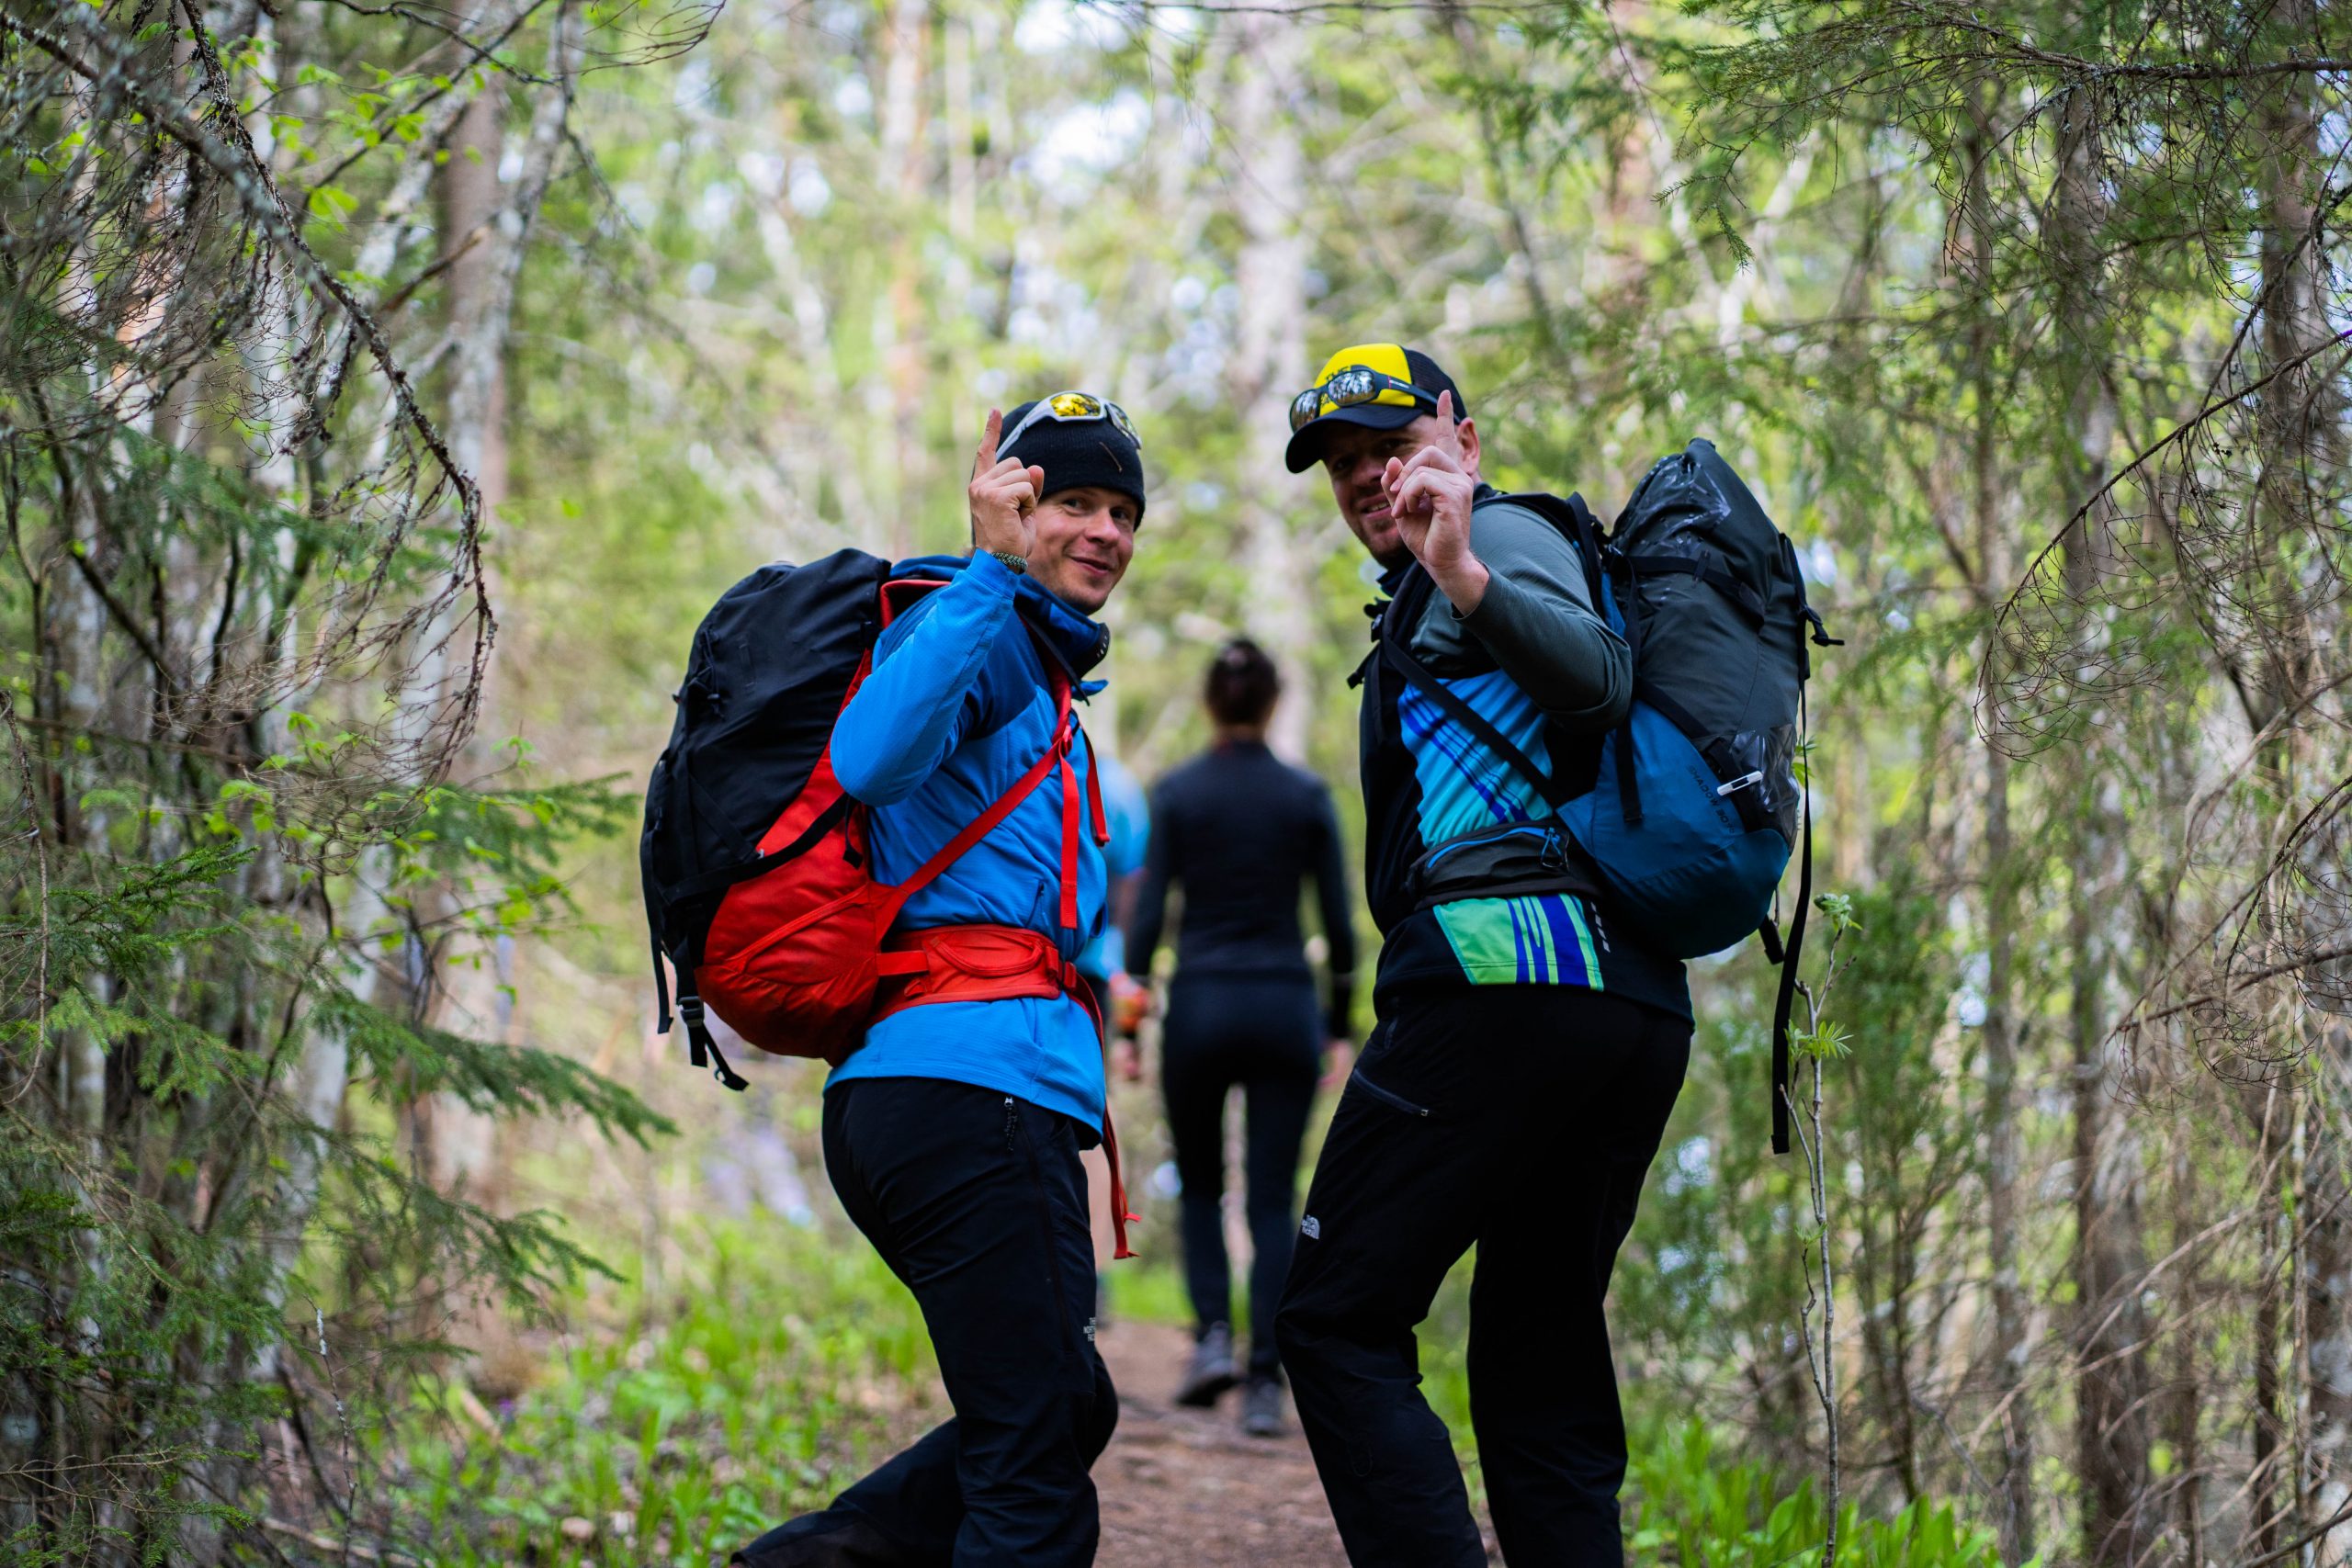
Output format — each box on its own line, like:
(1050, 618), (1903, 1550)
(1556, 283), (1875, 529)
(673, 995), (749, 1091)
(678, 998), (750, 1092)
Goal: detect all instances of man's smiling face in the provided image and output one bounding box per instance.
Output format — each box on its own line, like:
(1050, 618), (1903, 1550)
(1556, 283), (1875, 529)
(1318, 412), (1482, 570)
(1026, 485), (1138, 615)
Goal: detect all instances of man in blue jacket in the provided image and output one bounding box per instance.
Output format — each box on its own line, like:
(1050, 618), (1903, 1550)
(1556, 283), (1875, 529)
(733, 395), (1145, 1568)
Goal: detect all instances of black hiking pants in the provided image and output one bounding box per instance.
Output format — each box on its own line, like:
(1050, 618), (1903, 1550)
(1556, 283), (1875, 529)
(733, 1077), (1116, 1568)
(1275, 985), (1690, 1568)
(1160, 973), (1322, 1379)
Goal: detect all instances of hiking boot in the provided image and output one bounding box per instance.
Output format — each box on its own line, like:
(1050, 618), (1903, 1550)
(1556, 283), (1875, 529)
(1240, 1376), (1284, 1438)
(1175, 1322), (1239, 1407)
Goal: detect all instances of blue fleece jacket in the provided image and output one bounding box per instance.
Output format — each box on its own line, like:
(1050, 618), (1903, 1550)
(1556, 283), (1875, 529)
(823, 551), (1114, 1133)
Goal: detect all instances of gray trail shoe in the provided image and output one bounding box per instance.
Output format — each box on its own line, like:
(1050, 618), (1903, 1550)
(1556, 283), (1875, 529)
(1176, 1322), (1240, 1407)
(1240, 1376), (1285, 1438)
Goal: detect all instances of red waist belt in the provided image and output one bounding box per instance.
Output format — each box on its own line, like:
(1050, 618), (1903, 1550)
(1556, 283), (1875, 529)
(874, 924), (1137, 1259)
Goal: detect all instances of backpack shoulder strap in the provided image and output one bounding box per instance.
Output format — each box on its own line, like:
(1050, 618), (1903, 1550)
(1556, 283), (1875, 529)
(1489, 487), (1645, 821)
(1478, 490), (1611, 623)
(879, 575), (944, 627)
(1769, 689), (1815, 1156)
(1377, 567), (1568, 814)
(875, 658), (1074, 935)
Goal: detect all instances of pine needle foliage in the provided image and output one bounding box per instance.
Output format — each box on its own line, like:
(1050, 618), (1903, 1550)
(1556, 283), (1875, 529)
(0, 2), (692, 1562)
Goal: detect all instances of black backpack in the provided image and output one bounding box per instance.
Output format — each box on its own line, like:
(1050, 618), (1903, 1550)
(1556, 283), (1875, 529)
(1600, 443), (1839, 1151)
(640, 549), (893, 1088)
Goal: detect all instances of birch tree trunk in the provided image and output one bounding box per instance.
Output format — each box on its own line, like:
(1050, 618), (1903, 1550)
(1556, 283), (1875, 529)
(877, 0), (930, 561)
(2308, 1055), (2352, 1564)
(422, 38), (514, 1197)
(1222, 5), (1315, 762)
(2256, 4), (2352, 1544)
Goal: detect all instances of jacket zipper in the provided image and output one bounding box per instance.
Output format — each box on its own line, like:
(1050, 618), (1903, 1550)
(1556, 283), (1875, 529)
(1351, 1070), (1431, 1118)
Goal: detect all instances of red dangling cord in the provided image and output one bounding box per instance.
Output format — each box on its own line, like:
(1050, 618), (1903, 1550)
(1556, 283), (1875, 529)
(1102, 1105), (1138, 1260)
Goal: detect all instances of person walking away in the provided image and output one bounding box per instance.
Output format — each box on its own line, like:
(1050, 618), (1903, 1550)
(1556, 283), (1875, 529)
(1125, 638), (1356, 1438)
(1273, 345), (1692, 1567)
(732, 393), (1147, 1568)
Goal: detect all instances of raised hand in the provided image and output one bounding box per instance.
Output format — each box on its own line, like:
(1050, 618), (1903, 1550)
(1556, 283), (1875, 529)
(1381, 390), (1488, 611)
(969, 408), (1048, 564)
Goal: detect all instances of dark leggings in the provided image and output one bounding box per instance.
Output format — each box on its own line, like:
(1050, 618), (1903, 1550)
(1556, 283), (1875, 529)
(1160, 973), (1321, 1380)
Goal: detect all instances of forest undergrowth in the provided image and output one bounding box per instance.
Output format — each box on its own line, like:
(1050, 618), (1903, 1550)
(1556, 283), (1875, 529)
(379, 1177), (2013, 1567)
(388, 1222), (938, 1565)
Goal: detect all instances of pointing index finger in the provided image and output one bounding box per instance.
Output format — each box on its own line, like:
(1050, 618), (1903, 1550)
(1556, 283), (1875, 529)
(976, 408), (1002, 475)
(1435, 389), (1460, 453)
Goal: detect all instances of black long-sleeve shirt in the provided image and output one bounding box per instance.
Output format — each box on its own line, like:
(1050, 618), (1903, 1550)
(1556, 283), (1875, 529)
(1124, 739), (1358, 1040)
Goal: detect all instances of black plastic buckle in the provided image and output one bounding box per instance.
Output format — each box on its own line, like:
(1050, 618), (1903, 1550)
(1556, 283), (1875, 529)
(676, 996), (749, 1092)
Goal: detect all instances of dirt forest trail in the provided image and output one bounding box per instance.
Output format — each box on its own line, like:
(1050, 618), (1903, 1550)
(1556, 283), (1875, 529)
(1091, 1319), (1351, 1566)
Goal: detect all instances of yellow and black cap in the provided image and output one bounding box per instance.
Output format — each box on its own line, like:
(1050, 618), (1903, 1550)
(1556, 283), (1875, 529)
(1283, 344), (1466, 473)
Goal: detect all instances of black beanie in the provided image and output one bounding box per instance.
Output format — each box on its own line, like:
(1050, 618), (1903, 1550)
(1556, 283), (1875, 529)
(1000, 400), (1148, 523)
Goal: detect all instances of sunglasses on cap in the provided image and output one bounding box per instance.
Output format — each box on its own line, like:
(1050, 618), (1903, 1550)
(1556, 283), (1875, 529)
(1001, 390), (1140, 452)
(1287, 366), (1439, 433)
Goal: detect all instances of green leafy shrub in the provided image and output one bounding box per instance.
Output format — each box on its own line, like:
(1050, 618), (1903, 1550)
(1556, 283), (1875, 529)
(388, 1220), (937, 1566)
(1625, 1423), (2022, 1567)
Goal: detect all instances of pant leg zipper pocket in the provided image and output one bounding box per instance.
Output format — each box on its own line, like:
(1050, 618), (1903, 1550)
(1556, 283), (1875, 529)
(1350, 1070), (1430, 1118)
(1006, 1096), (1083, 1366)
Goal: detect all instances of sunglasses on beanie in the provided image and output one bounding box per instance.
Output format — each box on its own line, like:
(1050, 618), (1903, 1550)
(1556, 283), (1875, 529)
(1001, 391), (1140, 453)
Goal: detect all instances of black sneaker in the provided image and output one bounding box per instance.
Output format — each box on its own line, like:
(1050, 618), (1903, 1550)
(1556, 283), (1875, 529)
(1240, 1376), (1284, 1438)
(1176, 1322), (1240, 1407)
(732, 1510), (903, 1566)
